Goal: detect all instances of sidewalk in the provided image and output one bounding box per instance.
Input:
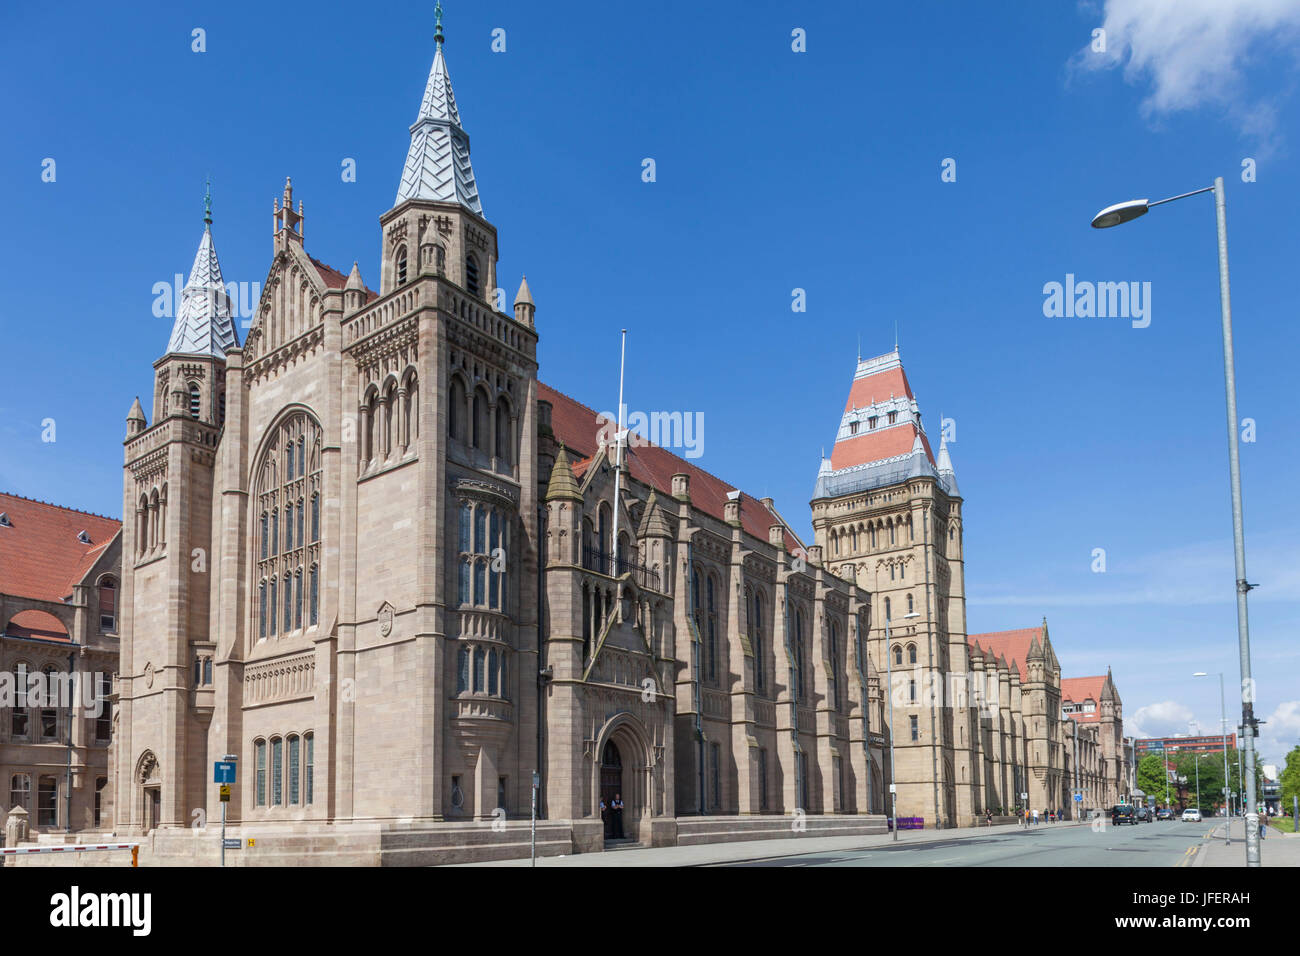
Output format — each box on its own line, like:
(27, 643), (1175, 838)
(448, 817), (1085, 867)
(1193, 817), (1300, 868)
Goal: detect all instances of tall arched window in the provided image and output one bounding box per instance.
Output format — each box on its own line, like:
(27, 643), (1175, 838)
(488, 649), (499, 695)
(449, 377), (467, 443)
(98, 577), (117, 631)
(457, 646), (470, 694)
(396, 245), (408, 285)
(908, 644), (917, 665)
(829, 622), (841, 711)
(495, 402), (511, 464)
(893, 644), (903, 666)
(795, 609), (807, 699)
(885, 596), (891, 621)
(473, 647), (485, 693)
(254, 412), (323, 644)
(752, 589), (765, 694)
(188, 383), (201, 419)
(906, 593), (914, 615)
(472, 388), (490, 452)
(705, 574), (718, 682)
(466, 253), (480, 297)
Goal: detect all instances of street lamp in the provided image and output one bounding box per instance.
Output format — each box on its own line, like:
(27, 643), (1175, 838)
(884, 608), (922, 841)
(1092, 177), (1260, 866)
(1195, 671), (1231, 844)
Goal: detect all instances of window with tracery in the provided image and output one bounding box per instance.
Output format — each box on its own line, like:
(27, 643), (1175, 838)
(456, 498), (510, 612)
(255, 413), (322, 642)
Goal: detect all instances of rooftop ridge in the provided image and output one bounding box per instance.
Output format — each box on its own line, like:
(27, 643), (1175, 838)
(542, 382), (770, 503)
(0, 491), (121, 524)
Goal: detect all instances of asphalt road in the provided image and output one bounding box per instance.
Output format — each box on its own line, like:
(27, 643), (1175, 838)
(721, 818), (1221, 867)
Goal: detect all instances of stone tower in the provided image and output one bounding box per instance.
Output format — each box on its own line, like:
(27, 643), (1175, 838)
(116, 193), (238, 832)
(809, 347), (970, 827)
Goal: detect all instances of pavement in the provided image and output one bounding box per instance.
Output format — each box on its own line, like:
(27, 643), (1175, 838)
(447, 817), (1132, 867)
(1193, 816), (1300, 868)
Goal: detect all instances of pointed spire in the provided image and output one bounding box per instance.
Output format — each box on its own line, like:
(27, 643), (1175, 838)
(395, 4), (483, 213)
(545, 445), (583, 502)
(937, 435), (959, 495)
(203, 178), (213, 228)
(126, 396), (147, 437)
(514, 275), (534, 307)
(166, 197), (240, 358)
(636, 489), (674, 538)
(345, 261), (365, 291)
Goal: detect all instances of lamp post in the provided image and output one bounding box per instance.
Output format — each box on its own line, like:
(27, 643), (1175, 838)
(884, 608), (921, 841)
(1092, 177), (1260, 866)
(1064, 715), (1079, 820)
(1195, 671), (1231, 844)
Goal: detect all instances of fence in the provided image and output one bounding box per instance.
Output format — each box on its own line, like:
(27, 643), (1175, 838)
(1, 842), (139, 865)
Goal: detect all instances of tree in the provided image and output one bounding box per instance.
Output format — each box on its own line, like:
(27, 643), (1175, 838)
(1136, 754), (1169, 805)
(1279, 746), (1300, 811)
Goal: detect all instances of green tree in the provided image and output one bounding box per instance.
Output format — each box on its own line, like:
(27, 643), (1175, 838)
(1278, 746), (1300, 811)
(1136, 753), (1169, 805)
(1174, 752), (1226, 813)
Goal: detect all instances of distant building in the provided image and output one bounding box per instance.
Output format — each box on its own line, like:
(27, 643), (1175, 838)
(1135, 734), (1237, 757)
(0, 492), (121, 834)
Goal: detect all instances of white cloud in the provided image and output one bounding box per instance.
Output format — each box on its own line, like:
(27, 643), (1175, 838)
(1073, 0), (1300, 149)
(1259, 700), (1300, 763)
(1129, 699), (1194, 739)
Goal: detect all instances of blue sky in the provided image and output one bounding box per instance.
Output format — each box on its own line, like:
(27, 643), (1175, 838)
(2, 1), (1297, 764)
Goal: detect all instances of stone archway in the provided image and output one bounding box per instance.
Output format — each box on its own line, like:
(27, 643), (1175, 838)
(593, 714), (653, 844)
(135, 750), (161, 832)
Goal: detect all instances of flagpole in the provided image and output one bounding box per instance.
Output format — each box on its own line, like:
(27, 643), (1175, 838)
(611, 330), (627, 577)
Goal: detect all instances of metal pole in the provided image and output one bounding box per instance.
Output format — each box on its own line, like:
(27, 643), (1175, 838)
(610, 330), (627, 577)
(1219, 673), (1230, 843)
(1212, 177), (1259, 866)
(530, 771), (537, 867)
(885, 615), (897, 841)
(221, 799), (226, 867)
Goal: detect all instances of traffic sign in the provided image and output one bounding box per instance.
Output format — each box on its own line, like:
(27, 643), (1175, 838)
(219, 784), (231, 802)
(222, 838), (241, 849)
(214, 761), (237, 784)
(1074, 793), (1082, 802)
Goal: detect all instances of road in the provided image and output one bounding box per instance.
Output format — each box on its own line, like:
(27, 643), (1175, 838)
(719, 818), (1220, 867)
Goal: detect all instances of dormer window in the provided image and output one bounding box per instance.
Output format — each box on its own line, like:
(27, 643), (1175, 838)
(466, 253), (480, 297)
(77, 530), (91, 544)
(396, 246), (408, 285)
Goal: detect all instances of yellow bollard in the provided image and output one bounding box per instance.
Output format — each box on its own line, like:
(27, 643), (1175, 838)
(131, 845), (138, 868)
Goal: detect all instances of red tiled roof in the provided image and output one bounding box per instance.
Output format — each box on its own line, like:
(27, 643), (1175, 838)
(5, 609), (69, 642)
(829, 423), (935, 471)
(0, 492), (121, 606)
(968, 627), (1042, 682)
(844, 366), (915, 411)
(309, 256), (379, 303)
(539, 383), (802, 552)
(1061, 675), (1108, 723)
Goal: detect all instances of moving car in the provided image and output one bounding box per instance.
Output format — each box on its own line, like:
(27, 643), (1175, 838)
(1134, 806), (1153, 823)
(1156, 808), (1173, 820)
(1182, 808), (1203, 822)
(1111, 804), (1135, 825)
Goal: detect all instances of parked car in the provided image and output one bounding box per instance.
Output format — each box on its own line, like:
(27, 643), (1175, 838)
(1182, 808), (1203, 822)
(1111, 804), (1135, 825)
(1156, 808), (1173, 820)
(1134, 806), (1154, 823)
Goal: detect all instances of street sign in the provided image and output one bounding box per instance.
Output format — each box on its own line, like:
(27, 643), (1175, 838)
(219, 784), (231, 802)
(1074, 793), (1082, 802)
(222, 838), (241, 849)
(889, 784), (897, 794)
(214, 761), (237, 784)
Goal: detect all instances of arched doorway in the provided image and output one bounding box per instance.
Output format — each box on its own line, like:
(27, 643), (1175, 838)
(601, 740), (623, 839)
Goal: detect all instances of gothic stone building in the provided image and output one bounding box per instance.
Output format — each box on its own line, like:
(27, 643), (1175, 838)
(111, 30), (894, 861)
(109, 27), (1122, 861)
(810, 353), (1125, 824)
(0, 493), (121, 836)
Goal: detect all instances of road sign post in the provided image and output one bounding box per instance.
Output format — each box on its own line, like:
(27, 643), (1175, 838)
(215, 756), (238, 867)
(531, 770), (540, 867)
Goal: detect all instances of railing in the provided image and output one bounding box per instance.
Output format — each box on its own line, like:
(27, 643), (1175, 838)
(2, 842), (139, 865)
(581, 545), (660, 591)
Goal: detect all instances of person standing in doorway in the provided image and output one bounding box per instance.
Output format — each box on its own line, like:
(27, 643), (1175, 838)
(599, 796), (608, 837)
(612, 793), (625, 839)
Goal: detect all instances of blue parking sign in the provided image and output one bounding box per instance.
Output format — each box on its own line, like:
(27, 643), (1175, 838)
(214, 761), (237, 784)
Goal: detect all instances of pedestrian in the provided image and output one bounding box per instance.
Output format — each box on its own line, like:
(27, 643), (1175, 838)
(1259, 818), (1266, 841)
(599, 796), (607, 836)
(1032, 808), (1039, 825)
(611, 792), (625, 839)
(986, 809), (993, 827)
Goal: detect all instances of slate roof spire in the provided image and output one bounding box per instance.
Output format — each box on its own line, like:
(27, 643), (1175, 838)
(166, 189), (239, 358)
(395, 2), (483, 214)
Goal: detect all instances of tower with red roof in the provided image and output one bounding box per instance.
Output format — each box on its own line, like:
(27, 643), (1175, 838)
(810, 347), (971, 827)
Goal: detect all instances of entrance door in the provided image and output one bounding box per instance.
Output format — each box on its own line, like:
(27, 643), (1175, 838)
(145, 788), (160, 831)
(600, 741), (623, 838)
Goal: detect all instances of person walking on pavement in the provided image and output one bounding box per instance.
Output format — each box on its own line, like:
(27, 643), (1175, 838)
(1032, 808), (1039, 825)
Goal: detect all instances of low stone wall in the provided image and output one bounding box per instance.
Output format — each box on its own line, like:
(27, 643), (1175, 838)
(7, 813), (889, 865)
